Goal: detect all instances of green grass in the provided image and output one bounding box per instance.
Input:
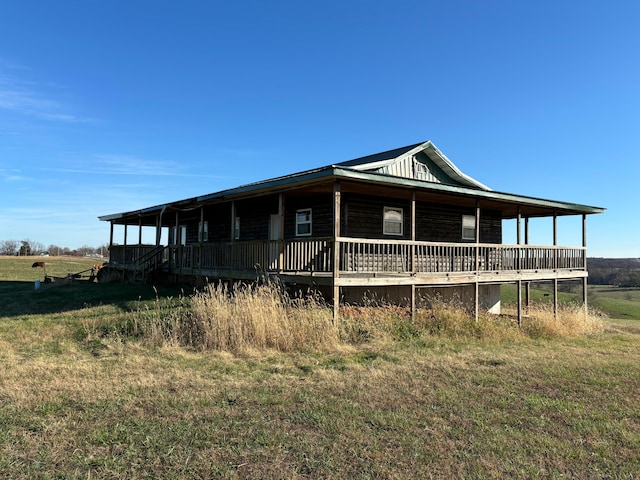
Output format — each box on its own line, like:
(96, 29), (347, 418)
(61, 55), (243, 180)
(501, 282), (640, 320)
(0, 257), (639, 478)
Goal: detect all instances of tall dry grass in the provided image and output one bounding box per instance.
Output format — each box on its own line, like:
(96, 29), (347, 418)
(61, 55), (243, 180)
(128, 282), (339, 353)
(122, 284), (606, 353)
(517, 301), (605, 338)
(190, 282), (339, 352)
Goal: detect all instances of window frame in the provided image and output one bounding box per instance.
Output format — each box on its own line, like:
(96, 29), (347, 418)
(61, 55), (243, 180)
(383, 206), (404, 236)
(296, 208), (312, 237)
(462, 214), (477, 241)
(172, 225), (187, 246)
(198, 220), (209, 242)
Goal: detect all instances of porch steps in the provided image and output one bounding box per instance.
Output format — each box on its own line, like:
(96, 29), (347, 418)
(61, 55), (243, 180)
(131, 245), (167, 283)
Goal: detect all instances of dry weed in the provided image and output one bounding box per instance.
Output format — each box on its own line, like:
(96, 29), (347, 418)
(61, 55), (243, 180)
(518, 302), (605, 338)
(124, 285), (605, 353)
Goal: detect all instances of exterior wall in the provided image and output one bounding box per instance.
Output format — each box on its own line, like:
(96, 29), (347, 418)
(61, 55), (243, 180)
(342, 193), (502, 243)
(284, 193), (334, 239)
(171, 190), (503, 247)
(234, 196), (279, 241)
(342, 193), (410, 239)
(341, 284), (501, 314)
(204, 204), (233, 242)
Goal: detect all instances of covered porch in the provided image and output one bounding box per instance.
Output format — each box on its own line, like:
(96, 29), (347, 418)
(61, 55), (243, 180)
(100, 168), (603, 324)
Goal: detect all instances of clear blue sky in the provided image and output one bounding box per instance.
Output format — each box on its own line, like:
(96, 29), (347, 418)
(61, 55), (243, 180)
(0, 1), (637, 257)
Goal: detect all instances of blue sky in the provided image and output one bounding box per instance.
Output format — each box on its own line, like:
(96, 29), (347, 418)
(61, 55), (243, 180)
(0, 1), (637, 257)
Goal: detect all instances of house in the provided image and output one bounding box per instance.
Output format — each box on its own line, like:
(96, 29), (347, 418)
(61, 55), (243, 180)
(98, 140), (605, 322)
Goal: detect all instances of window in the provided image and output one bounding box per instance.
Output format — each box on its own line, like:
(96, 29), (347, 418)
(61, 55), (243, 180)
(234, 217), (240, 240)
(172, 225), (187, 245)
(462, 214), (476, 241)
(383, 207), (403, 236)
(198, 221), (209, 242)
(296, 209), (312, 236)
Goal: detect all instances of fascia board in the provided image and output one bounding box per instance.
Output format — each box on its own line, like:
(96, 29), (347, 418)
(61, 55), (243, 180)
(422, 142), (492, 191)
(196, 166), (337, 202)
(332, 167), (605, 215)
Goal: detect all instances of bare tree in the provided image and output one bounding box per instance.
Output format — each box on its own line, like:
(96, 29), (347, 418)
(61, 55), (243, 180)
(76, 245), (94, 257)
(0, 240), (19, 256)
(48, 244), (62, 256)
(30, 241), (46, 255)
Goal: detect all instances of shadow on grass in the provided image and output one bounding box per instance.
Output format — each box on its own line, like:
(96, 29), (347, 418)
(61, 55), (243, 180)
(0, 280), (187, 318)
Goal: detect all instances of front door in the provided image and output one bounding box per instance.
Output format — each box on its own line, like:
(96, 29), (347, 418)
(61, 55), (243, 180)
(269, 214), (281, 270)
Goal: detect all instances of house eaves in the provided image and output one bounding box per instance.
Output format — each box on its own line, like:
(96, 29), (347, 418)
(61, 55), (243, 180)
(332, 166), (604, 217)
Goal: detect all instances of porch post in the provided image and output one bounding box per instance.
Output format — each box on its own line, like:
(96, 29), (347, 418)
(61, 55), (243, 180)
(517, 280), (522, 327)
(230, 201), (236, 242)
(156, 206), (165, 246)
(332, 181), (341, 322)
(278, 193), (285, 273)
(524, 216), (530, 313)
(199, 206), (204, 242)
(123, 224), (128, 248)
(138, 217), (143, 245)
(175, 211), (181, 274)
(516, 209), (522, 271)
(582, 214), (588, 318)
(516, 209), (522, 327)
(109, 222), (114, 248)
(553, 212), (558, 319)
(155, 215), (160, 246)
(230, 201), (236, 273)
(411, 191), (416, 322)
(474, 200), (480, 322)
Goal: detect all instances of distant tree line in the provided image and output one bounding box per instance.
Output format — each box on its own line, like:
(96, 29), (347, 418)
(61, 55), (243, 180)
(0, 239), (108, 258)
(588, 258), (640, 288)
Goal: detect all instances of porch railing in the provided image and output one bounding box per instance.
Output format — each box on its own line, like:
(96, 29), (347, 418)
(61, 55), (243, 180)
(112, 238), (586, 276)
(108, 244), (160, 265)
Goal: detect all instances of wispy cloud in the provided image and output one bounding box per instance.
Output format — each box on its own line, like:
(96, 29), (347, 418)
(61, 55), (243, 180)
(0, 168), (30, 182)
(48, 153), (225, 178)
(0, 61), (80, 122)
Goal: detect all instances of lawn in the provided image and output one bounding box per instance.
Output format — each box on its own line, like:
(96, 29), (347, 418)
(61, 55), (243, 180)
(0, 257), (639, 479)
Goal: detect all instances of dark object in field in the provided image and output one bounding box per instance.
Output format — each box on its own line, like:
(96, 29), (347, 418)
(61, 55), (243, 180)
(32, 261), (46, 268)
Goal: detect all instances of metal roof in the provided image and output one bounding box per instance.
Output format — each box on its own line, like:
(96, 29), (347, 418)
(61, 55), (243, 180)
(99, 141), (605, 222)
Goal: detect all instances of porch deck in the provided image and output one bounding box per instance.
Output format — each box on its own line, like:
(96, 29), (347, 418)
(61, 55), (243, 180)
(108, 237), (587, 286)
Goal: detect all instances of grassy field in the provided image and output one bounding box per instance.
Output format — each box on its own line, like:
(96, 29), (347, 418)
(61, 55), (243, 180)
(1, 256), (639, 479)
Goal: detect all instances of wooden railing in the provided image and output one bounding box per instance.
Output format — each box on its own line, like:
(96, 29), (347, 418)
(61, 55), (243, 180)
(167, 238), (334, 273)
(339, 238), (586, 273)
(112, 238), (586, 276)
(108, 244), (160, 265)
